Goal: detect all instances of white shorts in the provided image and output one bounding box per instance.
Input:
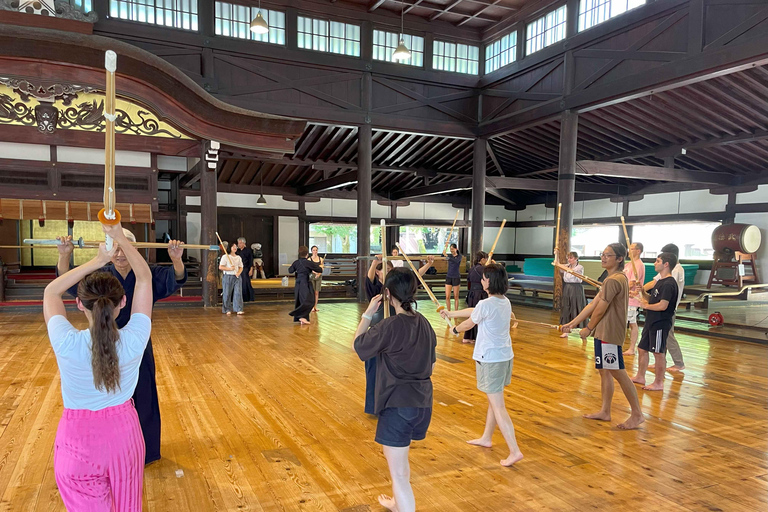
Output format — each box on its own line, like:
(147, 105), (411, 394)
(627, 306), (639, 324)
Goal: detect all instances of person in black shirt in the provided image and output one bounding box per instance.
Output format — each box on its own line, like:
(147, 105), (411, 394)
(631, 252), (679, 391)
(354, 268), (437, 512)
(236, 237), (254, 302)
(445, 244), (463, 314)
(362, 255), (433, 415)
(287, 246), (323, 325)
(463, 251), (489, 344)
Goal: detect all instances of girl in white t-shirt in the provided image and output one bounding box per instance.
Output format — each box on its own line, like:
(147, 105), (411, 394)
(43, 222), (152, 511)
(219, 241), (244, 315)
(441, 263), (523, 467)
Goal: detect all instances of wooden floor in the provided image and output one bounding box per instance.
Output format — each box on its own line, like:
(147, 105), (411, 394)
(1, 300), (766, 511)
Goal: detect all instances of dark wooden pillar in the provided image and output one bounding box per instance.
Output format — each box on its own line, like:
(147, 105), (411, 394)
(555, 110), (578, 310)
(298, 200), (308, 248)
(356, 123), (372, 302)
(471, 138), (487, 255)
(200, 141), (218, 307)
(566, 0), (579, 39)
(386, 203), (398, 253)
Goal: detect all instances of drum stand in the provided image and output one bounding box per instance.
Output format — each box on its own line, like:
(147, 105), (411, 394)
(707, 251), (760, 288)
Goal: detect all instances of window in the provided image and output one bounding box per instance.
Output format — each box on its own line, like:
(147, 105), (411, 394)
(215, 2), (285, 45)
(398, 225), (458, 254)
(298, 16), (361, 57)
(485, 31), (517, 74)
(309, 223), (358, 253)
(373, 29), (425, 67)
(579, 0), (646, 32)
(433, 40), (479, 75)
(526, 5), (567, 55)
(632, 223), (719, 261)
(569, 225), (621, 259)
(110, 0), (198, 31)
(67, 0), (93, 13)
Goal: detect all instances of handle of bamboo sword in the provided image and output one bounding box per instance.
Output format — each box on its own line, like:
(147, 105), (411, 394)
(396, 242), (453, 328)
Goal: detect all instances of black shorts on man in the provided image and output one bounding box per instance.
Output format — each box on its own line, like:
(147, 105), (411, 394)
(639, 327), (669, 354)
(594, 339), (625, 370)
(375, 407), (432, 447)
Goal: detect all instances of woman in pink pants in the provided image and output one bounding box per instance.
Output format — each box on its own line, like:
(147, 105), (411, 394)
(44, 222), (153, 511)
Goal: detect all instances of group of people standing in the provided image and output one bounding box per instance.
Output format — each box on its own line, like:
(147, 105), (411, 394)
(354, 260), (522, 512)
(555, 241), (686, 432)
(218, 238), (266, 315)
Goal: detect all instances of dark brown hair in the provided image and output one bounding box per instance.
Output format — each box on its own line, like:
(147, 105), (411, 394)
(483, 263), (509, 295)
(567, 251), (579, 261)
(474, 251), (488, 265)
(384, 268), (418, 313)
(376, 261), (395, 272)
(77, 272), (125, 393)
(298, 245), (309, 258)
(658, 252), (678, 271)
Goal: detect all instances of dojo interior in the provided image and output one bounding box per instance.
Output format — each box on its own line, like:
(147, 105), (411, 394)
(1, 0), (767, 510)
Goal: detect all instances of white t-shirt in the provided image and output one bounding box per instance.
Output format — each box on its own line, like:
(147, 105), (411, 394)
(47, 313), (152, 411)
(221, 254), (243, 275)
(470, 296), (514, 363)
(391, 260), (404, 268)
(654, 264), (685, 307)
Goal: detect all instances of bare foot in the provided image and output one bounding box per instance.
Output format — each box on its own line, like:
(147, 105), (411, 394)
(512, 321), (518, 328)
(559, 332), (568, 338)
(630, 375), (646, 385)
(378, 494), (398, 512)
(501, 451), (524, 467)
(299, 319), (311, 325)
(467, 438), (492, 448)
(583, 411), (611, 421)
(667, 365), (685, 372)
(236, 311), (244, 315)
(617, 414), (645, 430)
(643, 383), (664, 391)
(226, 312), (232, 316)
(462, 339), (475, 344)
(312, 307), (318, 312)
(623, 349), (636, 355)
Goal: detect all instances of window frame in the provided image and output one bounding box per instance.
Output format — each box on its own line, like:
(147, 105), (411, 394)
(214, 1), (286, 45)
(578, 0), (647, 32)
(485, 30), (517, 74)
(432, 39), (480, 75)
(297, 14), (362, 58)
(109, 0), (199, 32)
(525, 4), (567, 56)
(372, 28), (425, 68)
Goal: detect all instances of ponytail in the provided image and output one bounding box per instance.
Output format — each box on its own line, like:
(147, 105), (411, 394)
(384, 268), (418, 313)
(77, 272), (124, 393)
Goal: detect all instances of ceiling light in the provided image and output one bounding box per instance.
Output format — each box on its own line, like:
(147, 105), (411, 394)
(257, 194), (267, 205)
(393, 4), (411, 61)
(250, 2), (269, 34)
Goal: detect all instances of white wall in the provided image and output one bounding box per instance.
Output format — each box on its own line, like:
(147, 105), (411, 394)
(736, 184), (768, 204)
(56, 146), (151, 167)
(628, 190), (727, 216)
(581, 198), (620, 219)
(515, 227), (553, 255)
(0, 142), (50, 161)
(516, 203), (554, 222)
(278, 217), (299, 275)
(186, 193), (298, 210)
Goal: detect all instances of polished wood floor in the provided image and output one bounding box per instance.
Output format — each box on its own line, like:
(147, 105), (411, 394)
(1, 300), (766, 511)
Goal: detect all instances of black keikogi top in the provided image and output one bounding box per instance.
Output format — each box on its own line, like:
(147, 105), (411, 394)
(354, 312), (437, 415)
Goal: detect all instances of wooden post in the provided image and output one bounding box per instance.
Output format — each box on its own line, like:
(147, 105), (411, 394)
(555, 110), (577, 310)
(201, 141), (219, 307)
(471, 138), (486, 255)
(356, 123), (372, 302)
(380, 219), (389, 318)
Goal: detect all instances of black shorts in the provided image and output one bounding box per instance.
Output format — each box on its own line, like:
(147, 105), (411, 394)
(445, 277), (461, 286)
(639, 326), (669, 354)
(375, 407), (432, 447)
(594, 339), (625, 370)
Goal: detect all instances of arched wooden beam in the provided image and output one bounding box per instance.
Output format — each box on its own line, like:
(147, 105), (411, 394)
(0, 24), (306, 154)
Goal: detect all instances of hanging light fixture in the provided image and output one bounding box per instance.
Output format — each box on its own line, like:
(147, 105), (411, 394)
(257, 169), (267, 204)
(393, 3), (411, 61)
(250, 0), (269, 34)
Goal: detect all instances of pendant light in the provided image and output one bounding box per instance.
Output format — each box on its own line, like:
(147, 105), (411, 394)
(250, 0), (269, 34)
(393, 3), (411, 61)
(257, 168), (267, 204)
